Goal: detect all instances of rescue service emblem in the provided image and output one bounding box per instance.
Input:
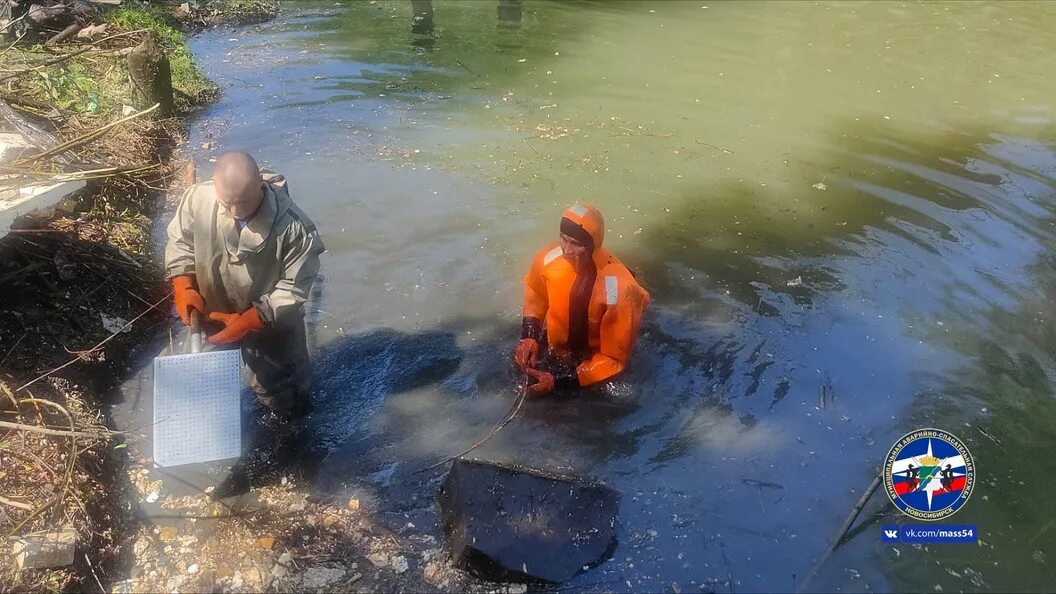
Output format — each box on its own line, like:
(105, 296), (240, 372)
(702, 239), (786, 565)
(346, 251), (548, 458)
(883, 428), (975, 521)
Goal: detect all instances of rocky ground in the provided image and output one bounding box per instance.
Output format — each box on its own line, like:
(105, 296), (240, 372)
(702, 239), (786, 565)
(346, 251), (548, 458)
(114, 466), (496, 593)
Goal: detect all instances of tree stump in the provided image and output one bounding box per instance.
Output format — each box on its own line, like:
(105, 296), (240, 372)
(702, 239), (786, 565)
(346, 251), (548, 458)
(127, 32), (174, 118)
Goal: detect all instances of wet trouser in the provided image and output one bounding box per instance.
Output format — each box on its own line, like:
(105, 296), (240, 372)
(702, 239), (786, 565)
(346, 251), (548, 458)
(240, 315), (312, 418)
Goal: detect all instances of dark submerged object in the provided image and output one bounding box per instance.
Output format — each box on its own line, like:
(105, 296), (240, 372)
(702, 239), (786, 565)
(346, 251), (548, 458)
(437, 458), (620, 583)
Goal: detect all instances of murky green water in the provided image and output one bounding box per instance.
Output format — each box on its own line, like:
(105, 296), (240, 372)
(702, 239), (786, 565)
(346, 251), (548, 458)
(182, 1), (1056, 591)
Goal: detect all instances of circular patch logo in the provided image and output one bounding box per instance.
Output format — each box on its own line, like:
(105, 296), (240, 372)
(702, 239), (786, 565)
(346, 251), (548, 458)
(884, 428), (975, 521)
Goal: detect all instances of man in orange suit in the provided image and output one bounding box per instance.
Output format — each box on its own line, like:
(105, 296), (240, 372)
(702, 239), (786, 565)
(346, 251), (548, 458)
(514, 203), (650, 396)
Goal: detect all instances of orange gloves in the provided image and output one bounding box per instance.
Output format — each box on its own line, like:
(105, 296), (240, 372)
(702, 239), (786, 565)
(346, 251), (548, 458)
(525, 366), (579, 396)
(207, 307), (265, 344)
(514, 338), (539, 371)
(173, 275), (265, 343)
(525, 367), (554, 396)
(515, 316), (543, 371)
(172, 275), (205, 325)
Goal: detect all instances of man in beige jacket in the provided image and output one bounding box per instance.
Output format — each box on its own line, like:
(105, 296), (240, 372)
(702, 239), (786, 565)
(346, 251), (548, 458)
(165, 151), (324, 419)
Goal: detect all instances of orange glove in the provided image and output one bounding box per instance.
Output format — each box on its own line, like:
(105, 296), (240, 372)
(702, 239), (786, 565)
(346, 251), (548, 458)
(525, 367), (554, 396)
(514, 338), (539, 371)
(207, 307), (265, 344)
(172, 275), (205, 325)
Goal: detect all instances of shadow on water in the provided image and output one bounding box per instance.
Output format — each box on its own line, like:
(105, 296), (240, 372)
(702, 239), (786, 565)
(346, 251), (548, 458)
(308, 326), (463, 465)
(213, 325), (464, 497)
(303, 318), (651, 511)
(194, 308), (655, 541)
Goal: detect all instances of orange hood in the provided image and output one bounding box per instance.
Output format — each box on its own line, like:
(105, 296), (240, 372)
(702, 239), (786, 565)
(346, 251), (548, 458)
(560, 203), (605, 251)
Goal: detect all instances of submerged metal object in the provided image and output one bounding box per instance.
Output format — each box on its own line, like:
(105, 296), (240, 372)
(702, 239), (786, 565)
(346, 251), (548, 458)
(438, 458), (620, 583)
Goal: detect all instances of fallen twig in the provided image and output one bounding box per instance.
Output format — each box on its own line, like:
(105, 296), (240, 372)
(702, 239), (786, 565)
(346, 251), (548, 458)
(0, 332), (27, 368)
(455, 58), (480, 77)
(522, 137), (541, 155)
(18, 396), (74, 424)
(0, 383), (16, 408)
(4, 496), (58, 536)
(45, 24), (82, 47)
(6, 446), (61, 481)
(1, 161), (161, 182)
(0, 420), (108, 440)
(718, 535), (736, 594)
(740, 477), (785, 490)
(13, 103), (161, 166)
(84, 551), (105, 593)
(0, 29), (147, 83)
(0, 31), (29, 59)
(0, 163), (162, 188)
(0, 13), (27, 34)
(818, 373), (835, 410)
(796, 471), (883, 593)
(0, 228), (64, 233)
(977, 426), (1002, 447)
(4, 393), (79, 537)
(0, 494), (34, 511)
(15, 291), (171, 393)
(695, 139), (734, 154)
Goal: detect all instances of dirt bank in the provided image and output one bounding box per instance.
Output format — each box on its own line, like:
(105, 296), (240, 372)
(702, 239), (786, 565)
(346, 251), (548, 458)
(0, 28), (186, 587)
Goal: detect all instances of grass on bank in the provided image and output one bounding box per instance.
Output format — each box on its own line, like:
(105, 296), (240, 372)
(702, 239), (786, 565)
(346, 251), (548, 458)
(108, 5), (217, 109)
(204, 0), (279, 24)
(7, 5), (217, 117)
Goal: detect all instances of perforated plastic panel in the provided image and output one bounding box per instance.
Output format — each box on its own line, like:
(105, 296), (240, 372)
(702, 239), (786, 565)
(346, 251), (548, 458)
(153, 350), (242, 467)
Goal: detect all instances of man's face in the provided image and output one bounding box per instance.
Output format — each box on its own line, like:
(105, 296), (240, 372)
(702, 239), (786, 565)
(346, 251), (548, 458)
(560, 232), (589, 267)
(216, 182), (263, 219)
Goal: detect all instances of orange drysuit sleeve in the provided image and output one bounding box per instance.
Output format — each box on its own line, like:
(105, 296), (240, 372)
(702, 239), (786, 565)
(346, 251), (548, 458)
(576, 282), (650, 386)
(522, 248), (550, 320)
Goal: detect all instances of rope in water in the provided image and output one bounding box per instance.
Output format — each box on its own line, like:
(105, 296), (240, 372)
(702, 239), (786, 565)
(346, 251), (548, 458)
(412, 375), (529, 474)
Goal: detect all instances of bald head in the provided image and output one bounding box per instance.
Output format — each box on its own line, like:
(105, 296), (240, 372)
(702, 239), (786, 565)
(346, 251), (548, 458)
(213, 151), (264, 219)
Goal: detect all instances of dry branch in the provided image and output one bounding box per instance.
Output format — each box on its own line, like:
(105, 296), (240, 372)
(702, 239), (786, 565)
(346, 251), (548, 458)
(13, 103), (160, 165)
(0, 419), (108, 440)
(0, 29), (147, 83)
(15, 291), (171, 393)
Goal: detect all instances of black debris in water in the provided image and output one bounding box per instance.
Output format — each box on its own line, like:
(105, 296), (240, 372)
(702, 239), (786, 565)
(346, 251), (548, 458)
(437, 458), (620, 584)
